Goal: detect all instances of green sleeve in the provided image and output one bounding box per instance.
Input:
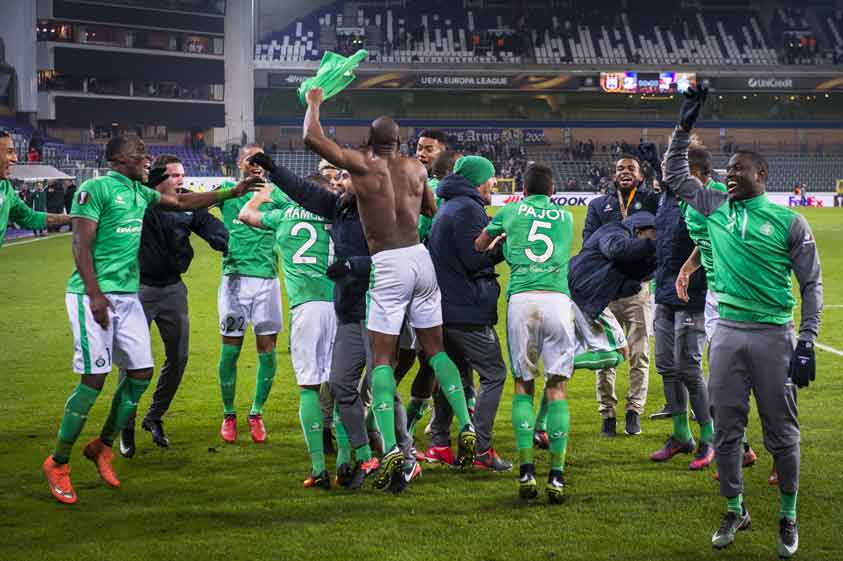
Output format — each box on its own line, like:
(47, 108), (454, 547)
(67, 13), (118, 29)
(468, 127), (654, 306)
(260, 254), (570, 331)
(270, 184), (292, 208)
(260, 209), (283, 230)
(140, 185), (162, 206)
(70, 180), (104, 222)
(9, 190), (47, 230)
(484, 205), (507, 238)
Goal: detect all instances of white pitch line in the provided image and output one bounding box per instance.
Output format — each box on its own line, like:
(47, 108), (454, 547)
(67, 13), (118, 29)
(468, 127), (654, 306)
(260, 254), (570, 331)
(823, 305), (843, 308)
(816, 342), (843, 357)
(3, 232), (71, 247)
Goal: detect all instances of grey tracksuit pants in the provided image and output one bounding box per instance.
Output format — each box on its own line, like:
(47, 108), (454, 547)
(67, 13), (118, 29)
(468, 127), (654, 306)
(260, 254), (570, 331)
(329, 320), (412, 458)
(654, 304), (711, 425)
(118, 281), (190, 426)
(709, 321), (800, 497)
(430, 324), (507, 453)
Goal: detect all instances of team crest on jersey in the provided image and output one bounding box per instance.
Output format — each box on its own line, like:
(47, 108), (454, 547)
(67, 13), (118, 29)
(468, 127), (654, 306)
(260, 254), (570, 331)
(634, 202), (642, 210)
(759, 221), (774, 236)
(77, 191), (90, 205)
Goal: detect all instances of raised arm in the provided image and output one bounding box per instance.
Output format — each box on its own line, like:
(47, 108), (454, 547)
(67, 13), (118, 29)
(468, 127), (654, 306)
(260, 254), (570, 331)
(664, 128), (726, 217)
(248, 152), (339, 219)
(238, 184), (275, 228)
(190, 207), (229, 253)
(303, 88), (367, 174)
(9, 190), (69, 230)
(157, 177), (262, 211)
(789, 215), (823, 342)
(72, 218), (112, 329)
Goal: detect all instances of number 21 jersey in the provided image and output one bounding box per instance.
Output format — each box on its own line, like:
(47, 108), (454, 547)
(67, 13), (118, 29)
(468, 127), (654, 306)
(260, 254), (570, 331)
(485, 194), (574, 298)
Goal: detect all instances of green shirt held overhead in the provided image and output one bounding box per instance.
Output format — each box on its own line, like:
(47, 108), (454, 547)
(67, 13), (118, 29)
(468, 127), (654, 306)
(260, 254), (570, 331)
(485, 194), (574, 298)
(66, 171), (161, 294)
(261, 202), (334, 309)
(680, 179), (727, 282)
(219, 180), (289, 279)
(0, 179), (47, 247)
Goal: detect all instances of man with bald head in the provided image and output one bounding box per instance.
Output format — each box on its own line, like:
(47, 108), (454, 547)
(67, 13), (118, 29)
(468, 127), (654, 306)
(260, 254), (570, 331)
(299, 88), (475, 490)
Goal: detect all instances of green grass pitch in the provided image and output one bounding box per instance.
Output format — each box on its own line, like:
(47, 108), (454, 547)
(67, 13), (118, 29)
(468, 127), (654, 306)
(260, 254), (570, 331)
(0, 207), (841, 561)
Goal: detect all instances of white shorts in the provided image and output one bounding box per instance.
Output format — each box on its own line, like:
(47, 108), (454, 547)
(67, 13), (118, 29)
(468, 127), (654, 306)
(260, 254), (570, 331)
(290, 301), (337, 386)
(367, 244), (442, 336)
(65, 292), (153, 375)
(218, 275), (283, 337)
(507, 292), (576, 381)
(572, 303), (627, 355)
(704, 290), (719, 343)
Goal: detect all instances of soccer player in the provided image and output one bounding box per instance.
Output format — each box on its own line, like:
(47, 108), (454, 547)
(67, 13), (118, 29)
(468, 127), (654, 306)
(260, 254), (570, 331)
(674, 146), (759, 474)
(583, 155), (659, 436)
(475, 163), (575, 503)
(0, 130), (70, 245)
(246, 155), (419, 491)
(239, 179), (337, 489)
(43, 135), (258, 504)
(302, 87), (475, 489)
(665, 87), (822, 558)
(118, 155), (228, 457)
(216, 144), (287, 444)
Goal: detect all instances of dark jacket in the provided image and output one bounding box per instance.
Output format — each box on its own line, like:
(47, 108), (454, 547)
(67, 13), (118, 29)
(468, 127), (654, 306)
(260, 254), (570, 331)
(268, 165), (370, 323)
(582, 183), (660, 242)
(654, 190), (706, 311)
(139, 197), (229, 287)
(429, 174), (503, 326)
(568, 222), (657, 320)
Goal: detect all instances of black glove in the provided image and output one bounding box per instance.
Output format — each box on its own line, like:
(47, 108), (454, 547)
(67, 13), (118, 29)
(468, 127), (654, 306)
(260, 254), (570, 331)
(147, 167), (169, 189)
(788, 340), (816, 388)
(248, 152), (277, 174)
(678, 85), (708, 131)
(326, 260), (352, 280)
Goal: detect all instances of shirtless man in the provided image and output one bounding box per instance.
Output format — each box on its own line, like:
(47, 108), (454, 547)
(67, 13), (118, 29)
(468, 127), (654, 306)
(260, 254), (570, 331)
(300, 88), (476, 489)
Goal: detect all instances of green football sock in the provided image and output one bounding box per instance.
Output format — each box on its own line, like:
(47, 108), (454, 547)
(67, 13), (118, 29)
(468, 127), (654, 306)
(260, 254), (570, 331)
(100, 377), (150, 447)
(333, 404), (351, 466)
(250, 351), (277, 416)
(406, 396), (430, 435)
(365, 406), (378, 432)
(298, 388), (325, 474)
(535, 393), (549, 432)
(429, 352), (472, 428)
(547, 399), (570, 472)
(218, 343), (241, 415)
(574, 350), (624, 370)
(52, 383), (101, 464)
(355, 443), (373, 462)
(371, 364), (397, 450)
(699, 419), (714, 444)
(779, 491), (797, 521)
(512, 394), (535, 465)
(671, 412), (693, 443)
(727, 494), (743, 515)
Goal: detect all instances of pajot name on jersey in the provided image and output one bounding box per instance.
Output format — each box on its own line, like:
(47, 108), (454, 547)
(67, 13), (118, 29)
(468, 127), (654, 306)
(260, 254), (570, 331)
(516, 204), (567, 221)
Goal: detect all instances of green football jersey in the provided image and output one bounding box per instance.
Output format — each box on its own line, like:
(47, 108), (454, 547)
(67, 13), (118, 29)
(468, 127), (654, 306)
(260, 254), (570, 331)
(261, 203), (334, 309)
(417, 178), (441, 242)
(219, 181), (289, 279)
(0, 179), (46, 247)
(680, 179), (727, 282)
(67, 171), (161, 294)
(485, 194), (574, 298)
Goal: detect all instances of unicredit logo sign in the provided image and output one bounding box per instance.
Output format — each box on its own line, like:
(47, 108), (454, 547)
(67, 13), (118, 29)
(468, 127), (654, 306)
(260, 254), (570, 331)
(747, 78), (794, 89)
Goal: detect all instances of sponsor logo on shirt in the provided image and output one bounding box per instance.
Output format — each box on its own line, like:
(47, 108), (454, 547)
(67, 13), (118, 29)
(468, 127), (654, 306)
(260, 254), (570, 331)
(115, 218), (143, 234)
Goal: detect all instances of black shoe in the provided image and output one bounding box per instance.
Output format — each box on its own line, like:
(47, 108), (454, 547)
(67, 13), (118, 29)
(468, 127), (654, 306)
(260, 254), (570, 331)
(119, 426), (135, 458)
(601, 417), (617, 437)
(306, 470), (331, 491)
(711, 504), (751, 549)
(456, 424), (477, 468)
(142, 419), (169, 448)
(624, 411), (641, 436)
(335, 463), (353, 488)
(373, 445), (404, 490)
(518, 463), (538, 500)
(345, 457), (380, 491)
(546, 469), (566, 504)
(778, 518), (798, 558)
(388, 458), (421, 494)
(322, 427), (336, 455)
(649, 404), (671, 420)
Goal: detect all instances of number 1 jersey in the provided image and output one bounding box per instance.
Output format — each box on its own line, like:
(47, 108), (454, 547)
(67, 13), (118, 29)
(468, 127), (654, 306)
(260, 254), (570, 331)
(485, 194), (574, 298)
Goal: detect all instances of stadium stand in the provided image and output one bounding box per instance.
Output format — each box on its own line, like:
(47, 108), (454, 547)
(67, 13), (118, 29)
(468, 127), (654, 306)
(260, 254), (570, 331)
(255, 2), (784, 66)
